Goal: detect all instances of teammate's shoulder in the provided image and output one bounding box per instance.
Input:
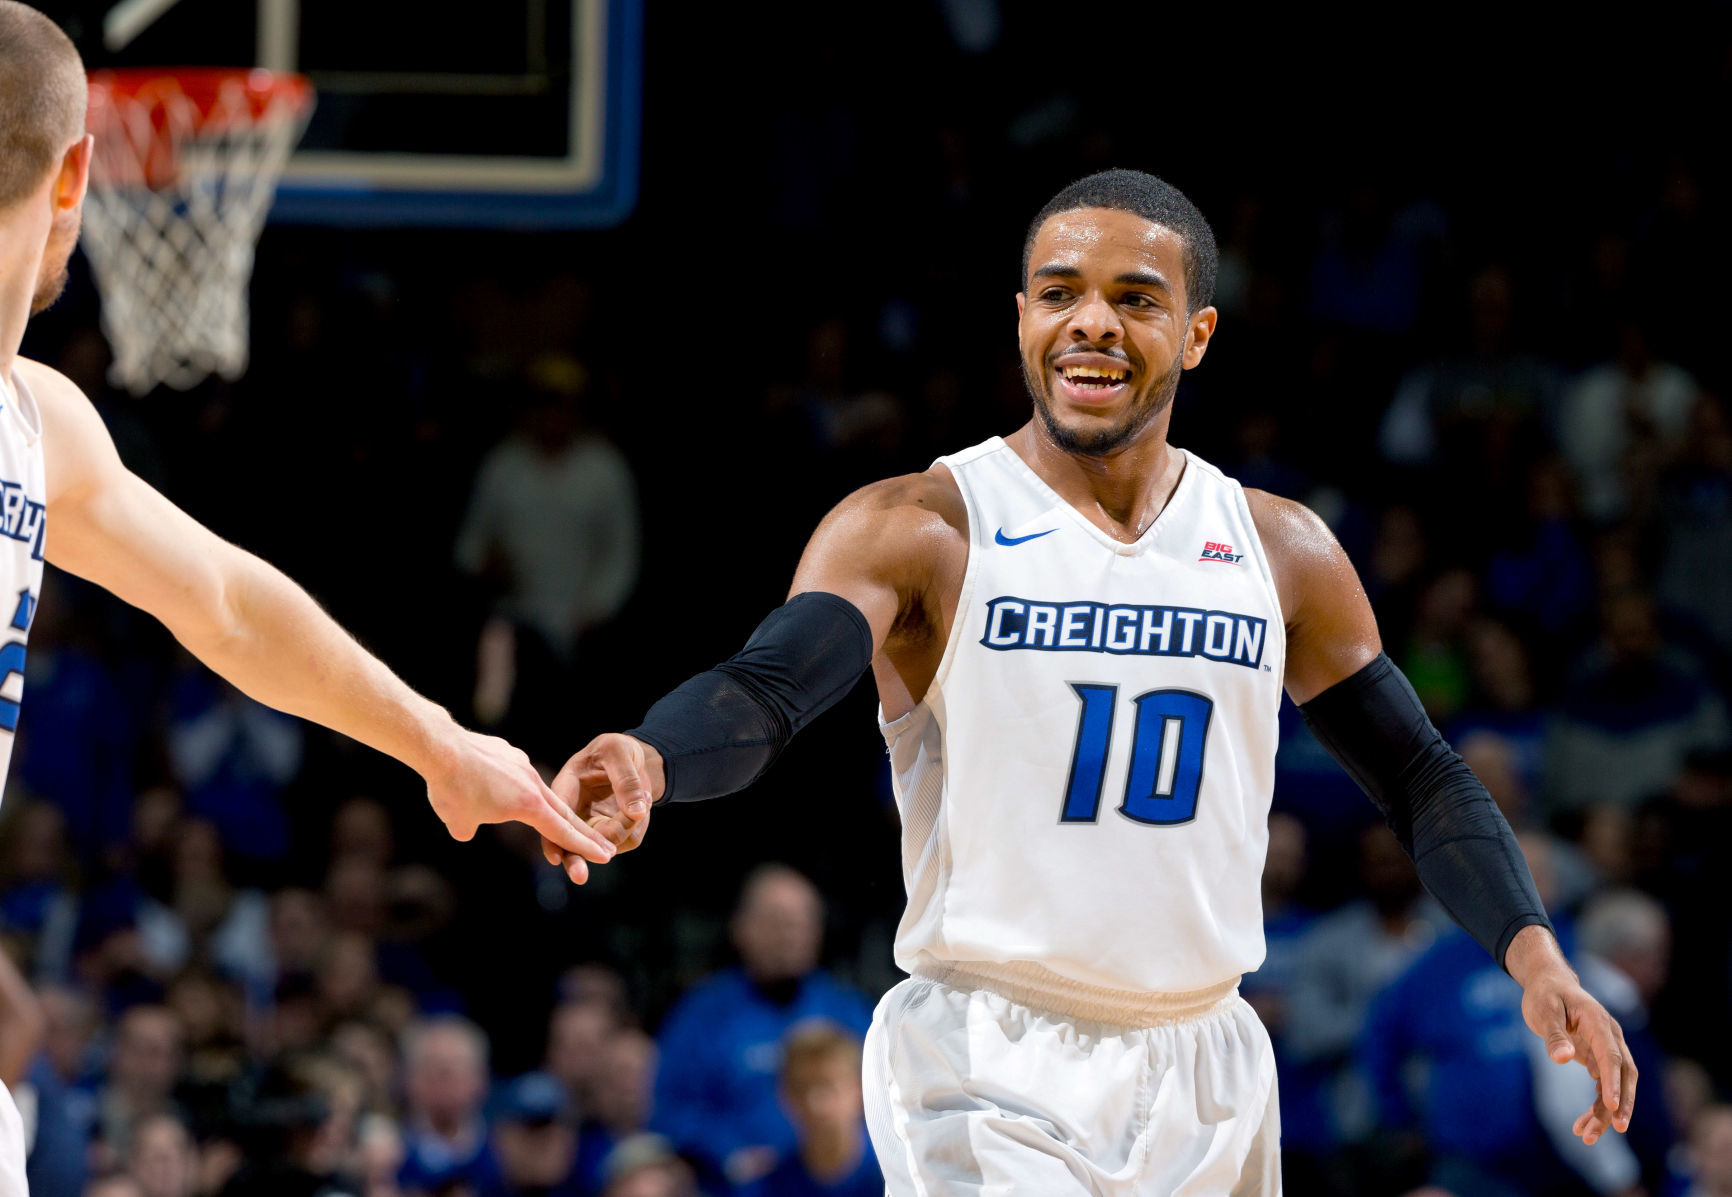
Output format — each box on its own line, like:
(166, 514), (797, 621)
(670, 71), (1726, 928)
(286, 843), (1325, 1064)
(11, 356), (87, 406)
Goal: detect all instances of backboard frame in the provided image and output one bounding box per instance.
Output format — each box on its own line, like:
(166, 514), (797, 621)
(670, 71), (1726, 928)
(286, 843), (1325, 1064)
(254, 0), (641, 228)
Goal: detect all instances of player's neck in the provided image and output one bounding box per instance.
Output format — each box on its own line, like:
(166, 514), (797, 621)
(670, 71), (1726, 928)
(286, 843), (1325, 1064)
(1010, 419), (1183, 544)
(0, 213), (42, 380)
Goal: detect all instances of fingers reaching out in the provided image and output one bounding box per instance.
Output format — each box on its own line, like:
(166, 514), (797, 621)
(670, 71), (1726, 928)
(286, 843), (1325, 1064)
(1532, 983), (1638, 1145)
(540, 733), (661, 884)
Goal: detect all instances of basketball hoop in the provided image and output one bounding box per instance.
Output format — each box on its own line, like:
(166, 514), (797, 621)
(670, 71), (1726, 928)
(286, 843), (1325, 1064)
(82, 69), (313, 395)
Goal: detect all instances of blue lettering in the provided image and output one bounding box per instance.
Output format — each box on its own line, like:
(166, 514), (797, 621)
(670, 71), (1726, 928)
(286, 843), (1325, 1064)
(1174, 610), (1202, 654)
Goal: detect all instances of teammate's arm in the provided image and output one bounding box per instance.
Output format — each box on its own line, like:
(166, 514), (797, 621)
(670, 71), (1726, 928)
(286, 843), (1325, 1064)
(19, 360), (617, 875)
(545, 471), (963, 866)
(1250, 489), (1637, 1146)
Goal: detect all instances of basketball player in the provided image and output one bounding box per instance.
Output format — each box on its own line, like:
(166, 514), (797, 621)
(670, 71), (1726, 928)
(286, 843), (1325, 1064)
(0, 5), (618, 1185)
(550, 167), (1640, 1193)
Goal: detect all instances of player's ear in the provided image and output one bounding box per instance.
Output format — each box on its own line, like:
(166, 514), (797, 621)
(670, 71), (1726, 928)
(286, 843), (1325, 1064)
(1181, 305), (1217, 370)
(54, 134), (93, 211)
(1015, 291), (1026, 319)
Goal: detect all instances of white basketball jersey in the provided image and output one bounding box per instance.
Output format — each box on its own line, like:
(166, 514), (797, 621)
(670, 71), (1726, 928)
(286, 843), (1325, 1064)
(0, 370), (47, 802)
(883, 436), (1285, 998)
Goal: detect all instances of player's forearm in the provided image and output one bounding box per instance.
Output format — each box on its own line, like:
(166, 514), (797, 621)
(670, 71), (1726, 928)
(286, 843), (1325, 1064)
(1300, 652), (1552, 968)
(1504, 924), (1575, 989)
(170, 550), (456, 778)
(630, 592), (872, 802)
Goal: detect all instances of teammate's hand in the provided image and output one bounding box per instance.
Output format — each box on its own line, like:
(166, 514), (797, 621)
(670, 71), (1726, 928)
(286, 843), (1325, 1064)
(544, 733), (663, 882)
(1519, 964), (1637, 1144)
(424, 727), (617, 882)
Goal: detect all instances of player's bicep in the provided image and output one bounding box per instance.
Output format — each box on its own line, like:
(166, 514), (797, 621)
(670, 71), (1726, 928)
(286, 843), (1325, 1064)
(31, 363), (233, 635)
(1247, 491), (1381, 705)
(788, 475), (956, 655)
(48, 468), (236, 632)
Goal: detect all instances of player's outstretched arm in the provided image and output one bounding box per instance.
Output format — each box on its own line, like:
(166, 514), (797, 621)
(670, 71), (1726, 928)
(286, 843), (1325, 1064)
(20, 360), (617, 876)
(1249, 490), (1636, 1146)
(546, 470), (964, 876)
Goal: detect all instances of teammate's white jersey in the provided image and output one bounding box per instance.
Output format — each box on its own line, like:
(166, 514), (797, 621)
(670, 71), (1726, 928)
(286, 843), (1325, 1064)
(883, 436), (1285, 1002)
(0, 369), (47, 802)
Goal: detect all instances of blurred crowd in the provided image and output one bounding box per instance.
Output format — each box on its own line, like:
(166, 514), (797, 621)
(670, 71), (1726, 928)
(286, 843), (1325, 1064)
(7, 6), (1732, 1195)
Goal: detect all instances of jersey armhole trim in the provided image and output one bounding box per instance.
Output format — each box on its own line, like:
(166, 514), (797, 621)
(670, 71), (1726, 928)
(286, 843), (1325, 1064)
(1231, 480), (1288, 697)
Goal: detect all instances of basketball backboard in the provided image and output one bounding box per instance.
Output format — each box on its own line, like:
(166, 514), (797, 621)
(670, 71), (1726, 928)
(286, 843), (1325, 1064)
(51, 0), (641, 228)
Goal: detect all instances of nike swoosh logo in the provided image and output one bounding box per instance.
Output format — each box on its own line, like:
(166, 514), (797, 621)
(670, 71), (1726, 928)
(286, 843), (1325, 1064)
(995, 527), (1056, 546)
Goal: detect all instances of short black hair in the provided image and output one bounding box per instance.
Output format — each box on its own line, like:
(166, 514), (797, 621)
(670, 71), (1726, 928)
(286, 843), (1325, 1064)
(1022, 169), (1218, 312)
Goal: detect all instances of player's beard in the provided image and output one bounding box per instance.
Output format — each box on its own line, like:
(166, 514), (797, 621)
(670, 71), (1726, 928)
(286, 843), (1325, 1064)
(30, 206), (80, 315)
(1025, 346), (1185, 458)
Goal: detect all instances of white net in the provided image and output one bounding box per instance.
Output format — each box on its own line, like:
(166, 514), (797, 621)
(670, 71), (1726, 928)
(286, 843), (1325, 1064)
(82, 72), (312, 396)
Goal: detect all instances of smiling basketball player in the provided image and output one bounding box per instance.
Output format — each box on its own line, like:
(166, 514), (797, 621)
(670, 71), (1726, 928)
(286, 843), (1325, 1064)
(552, 168), (1638, 1194)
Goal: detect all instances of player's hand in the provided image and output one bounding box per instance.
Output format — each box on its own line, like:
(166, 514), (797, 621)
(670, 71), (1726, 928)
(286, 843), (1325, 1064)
(1519, 962), (1637, 1144)
(544, 733), (663, 882)
(423, 727), (617, 882)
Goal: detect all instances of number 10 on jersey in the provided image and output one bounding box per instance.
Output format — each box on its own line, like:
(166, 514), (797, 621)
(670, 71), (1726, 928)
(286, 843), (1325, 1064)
(1060, 684), (1214, 825)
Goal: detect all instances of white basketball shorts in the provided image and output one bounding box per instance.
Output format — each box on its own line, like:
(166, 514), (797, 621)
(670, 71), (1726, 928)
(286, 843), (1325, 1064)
(0, 1079), (25, 1196)
(863, 967), (1280, 1196)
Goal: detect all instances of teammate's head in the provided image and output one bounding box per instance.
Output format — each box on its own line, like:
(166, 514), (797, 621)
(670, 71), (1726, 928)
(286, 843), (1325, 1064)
(0, 1), (91, 313)
(1017, 170), (1219, 458)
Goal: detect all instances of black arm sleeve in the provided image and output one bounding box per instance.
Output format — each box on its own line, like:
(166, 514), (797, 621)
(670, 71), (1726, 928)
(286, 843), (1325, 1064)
(1299, 652), (1553, 969)
(628, 591), (874, 803)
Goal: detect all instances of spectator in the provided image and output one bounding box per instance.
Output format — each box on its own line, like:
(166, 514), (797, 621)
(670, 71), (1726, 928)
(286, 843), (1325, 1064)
(1379, 265), (1561, 527)
(745, 1024), (881, 1197)
(86, 1176), (146, 1197)
(36, 982), (96, 1085)
(455, 354), (640, 749)
(0, 800), (78, 980)
(95, 1005), (184, 1163)
(1242, 814), (1330, 1185)
(1657, 394), (1732, 655)
(331, 796), (397, 871)
(1284, 826), (1445, 1157)
(165, 670), (304, 868)
(597, 1135), (697, 1197)
(126, 1112), (198, 1197)
(400, 1016), (501, 1193)
(1449, 619), (1549, 807)
(575, 1030), (656, 1197)
(216, 1056), (363, 1196)
(1686, 1105), (1732, 1197)
(267, 888), (332, 993)
(1556, 316), (1699, 523)
(134, 819), (273, 993)
(332, 1019), (399, 1117)
(356, 1112), (407, 1197)
(652, 866), (872, 1188)
(483, 1072), (581, 1197)
(1547, 590), (1730, 812)
(545, 999), (619, 1115)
